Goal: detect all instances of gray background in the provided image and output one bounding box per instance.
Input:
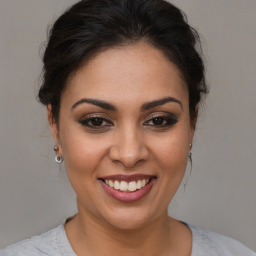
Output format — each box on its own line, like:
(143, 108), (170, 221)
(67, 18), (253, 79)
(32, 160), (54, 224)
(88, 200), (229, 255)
(0, 0), (255, 251)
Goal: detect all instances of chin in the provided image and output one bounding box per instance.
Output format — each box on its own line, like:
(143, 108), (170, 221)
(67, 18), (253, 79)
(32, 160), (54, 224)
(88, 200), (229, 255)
(101, 206), (161, 231)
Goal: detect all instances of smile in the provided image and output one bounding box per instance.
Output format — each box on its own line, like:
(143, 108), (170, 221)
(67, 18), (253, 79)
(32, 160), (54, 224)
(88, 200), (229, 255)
(99, 175), (156, 202)
(104, 179), (150, 192)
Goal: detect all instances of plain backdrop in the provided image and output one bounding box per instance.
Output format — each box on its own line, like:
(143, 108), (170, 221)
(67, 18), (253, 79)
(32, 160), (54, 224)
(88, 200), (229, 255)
(0, 0), (255, 251)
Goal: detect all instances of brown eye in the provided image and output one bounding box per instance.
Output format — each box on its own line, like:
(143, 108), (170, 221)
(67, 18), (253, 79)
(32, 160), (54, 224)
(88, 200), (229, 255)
(79, 116), (113, 129)
(90, 118), (104, 126)
(152, 117), (165, 126)
(144, 114), (178, 128)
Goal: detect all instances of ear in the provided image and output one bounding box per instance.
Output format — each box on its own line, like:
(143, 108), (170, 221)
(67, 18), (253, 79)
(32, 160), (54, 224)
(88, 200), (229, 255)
(47, 105), (63, 154)
(190, 106), (198, 144)
(191, 106), (198, 129)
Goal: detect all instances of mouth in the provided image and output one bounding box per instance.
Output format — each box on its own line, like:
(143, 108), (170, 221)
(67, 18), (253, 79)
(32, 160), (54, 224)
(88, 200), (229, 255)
(98, 174), (156, 202)
(103, 178), (150, 192)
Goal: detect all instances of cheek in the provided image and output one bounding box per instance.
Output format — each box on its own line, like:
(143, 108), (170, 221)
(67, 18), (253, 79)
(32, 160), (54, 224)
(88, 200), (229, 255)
(149, 127), (191, 187)
(151, 130), (190, 167)
(59, 126), (108, 179)
(59, 132), (109, 206)
(158, 144), (188, 182)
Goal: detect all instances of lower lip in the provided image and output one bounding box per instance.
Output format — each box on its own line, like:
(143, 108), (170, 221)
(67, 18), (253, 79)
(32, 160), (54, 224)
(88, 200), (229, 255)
(99, 179), (155, 203)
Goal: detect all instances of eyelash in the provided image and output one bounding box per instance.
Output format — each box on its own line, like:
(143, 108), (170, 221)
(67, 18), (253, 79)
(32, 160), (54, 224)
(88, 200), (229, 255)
(79, 113), (178, 130)
(144, 115), (178, 127)
(79, 116), (113, 129)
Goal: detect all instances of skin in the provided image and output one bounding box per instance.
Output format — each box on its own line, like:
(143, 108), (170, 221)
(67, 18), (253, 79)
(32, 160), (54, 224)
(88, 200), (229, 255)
(49, 42), (195, 256)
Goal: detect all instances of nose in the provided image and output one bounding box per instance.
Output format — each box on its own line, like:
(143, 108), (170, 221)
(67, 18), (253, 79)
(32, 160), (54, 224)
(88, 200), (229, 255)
(109, 127), (149, 168)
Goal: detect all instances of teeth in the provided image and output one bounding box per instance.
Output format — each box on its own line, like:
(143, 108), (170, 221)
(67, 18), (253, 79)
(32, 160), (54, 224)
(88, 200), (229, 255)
(109, 180), (114, 188)
(128, 181), (137, 192)
(114, 180), (120, 190)
(136, 180), (142, 189)
(104, 178), (150, 192)
(120, 181), (128, 191)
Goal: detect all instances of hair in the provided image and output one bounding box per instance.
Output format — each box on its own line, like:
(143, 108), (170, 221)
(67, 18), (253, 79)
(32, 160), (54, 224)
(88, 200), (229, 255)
(38, 0), (208, 123)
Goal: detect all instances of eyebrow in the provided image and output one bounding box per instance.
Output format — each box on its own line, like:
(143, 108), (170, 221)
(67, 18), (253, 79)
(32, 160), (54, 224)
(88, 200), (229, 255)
(71, 98), (116, 111)
(71, 96), (183, 111)
(141, 97), (183, 111)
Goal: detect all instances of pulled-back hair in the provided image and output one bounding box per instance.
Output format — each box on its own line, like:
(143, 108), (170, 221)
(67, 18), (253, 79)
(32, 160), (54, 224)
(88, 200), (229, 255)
(38, 0), (208, 122)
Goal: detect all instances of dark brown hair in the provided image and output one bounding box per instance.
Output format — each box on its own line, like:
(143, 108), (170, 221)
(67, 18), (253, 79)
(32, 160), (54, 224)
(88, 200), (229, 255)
(38, 0), (208, 122)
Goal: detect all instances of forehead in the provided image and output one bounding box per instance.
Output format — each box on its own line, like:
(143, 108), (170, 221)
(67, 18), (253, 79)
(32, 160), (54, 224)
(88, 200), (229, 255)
(62, 42), (188, 107)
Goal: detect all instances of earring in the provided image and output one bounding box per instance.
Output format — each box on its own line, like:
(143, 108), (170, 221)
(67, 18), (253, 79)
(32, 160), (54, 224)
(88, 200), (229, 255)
(55, 155), (64, 164)
(183, 143), (193, 191)
(54, 145), (64, 163)
(188, 143), (192, 159)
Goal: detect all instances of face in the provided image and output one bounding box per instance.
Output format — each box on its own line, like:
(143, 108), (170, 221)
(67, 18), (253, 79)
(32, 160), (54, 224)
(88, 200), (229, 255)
(49, 42), (195, 230)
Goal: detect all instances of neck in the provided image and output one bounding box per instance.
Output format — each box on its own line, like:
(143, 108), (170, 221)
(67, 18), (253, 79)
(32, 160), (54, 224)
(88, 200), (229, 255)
(65, 201), (192, 256)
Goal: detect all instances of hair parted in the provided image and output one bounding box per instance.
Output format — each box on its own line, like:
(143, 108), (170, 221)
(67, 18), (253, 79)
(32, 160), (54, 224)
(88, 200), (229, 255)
(38, 0), (208, 123)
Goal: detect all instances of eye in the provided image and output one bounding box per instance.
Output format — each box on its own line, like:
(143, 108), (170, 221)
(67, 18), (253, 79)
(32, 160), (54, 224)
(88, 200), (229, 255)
(150, 117), (166, 126)
(79, 116), (113, 128)
(144, 114), (178, 128)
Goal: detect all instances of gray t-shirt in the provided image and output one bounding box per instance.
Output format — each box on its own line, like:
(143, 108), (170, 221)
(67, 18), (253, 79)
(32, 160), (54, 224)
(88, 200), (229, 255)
(1, 223), (255, 256)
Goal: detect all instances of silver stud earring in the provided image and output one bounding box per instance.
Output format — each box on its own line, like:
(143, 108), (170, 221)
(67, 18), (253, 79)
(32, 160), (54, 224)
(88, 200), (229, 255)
(54, 145), (64, 164)
(188, 143), (192, 159)
(55, 155), (64, 164)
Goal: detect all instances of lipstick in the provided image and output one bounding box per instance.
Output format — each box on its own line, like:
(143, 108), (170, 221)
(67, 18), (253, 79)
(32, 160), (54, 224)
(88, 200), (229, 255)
(98, 174), (156, 202)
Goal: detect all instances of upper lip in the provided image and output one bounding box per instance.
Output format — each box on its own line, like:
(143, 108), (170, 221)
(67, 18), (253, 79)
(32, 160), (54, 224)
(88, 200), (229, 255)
(99, 174), (156, 182)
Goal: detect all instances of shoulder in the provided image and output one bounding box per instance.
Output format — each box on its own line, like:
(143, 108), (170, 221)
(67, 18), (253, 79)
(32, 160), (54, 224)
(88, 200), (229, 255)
(0, 224), (75, 256)
(188, 224), (256, 256)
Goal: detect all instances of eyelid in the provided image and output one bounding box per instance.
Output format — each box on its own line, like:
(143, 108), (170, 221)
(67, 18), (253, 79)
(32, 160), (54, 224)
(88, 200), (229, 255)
(79, 113), (114, 127)
(143, 112), (178, 126)
(79, 112), (111, 121)
(145, 111), (178, 120)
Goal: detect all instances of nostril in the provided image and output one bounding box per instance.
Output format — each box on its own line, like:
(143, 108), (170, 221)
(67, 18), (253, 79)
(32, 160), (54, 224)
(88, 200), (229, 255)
(109, 142), (149, 168)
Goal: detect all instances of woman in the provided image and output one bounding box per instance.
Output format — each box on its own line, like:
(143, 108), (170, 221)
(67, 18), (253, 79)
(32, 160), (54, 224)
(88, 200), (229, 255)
(1, 0), (255, 255)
